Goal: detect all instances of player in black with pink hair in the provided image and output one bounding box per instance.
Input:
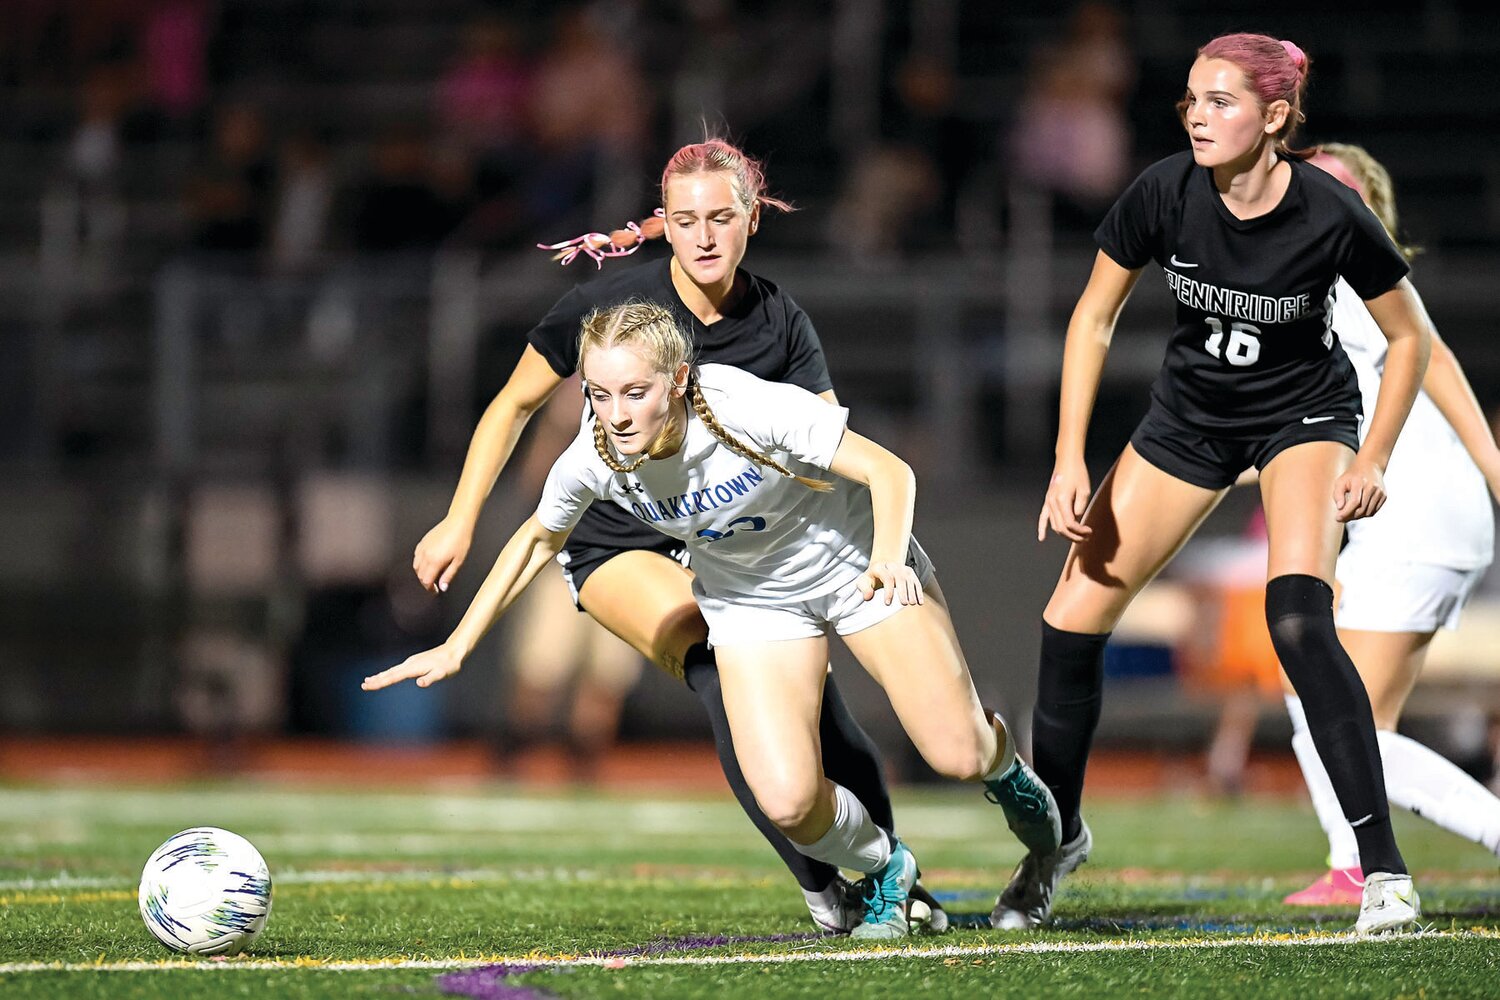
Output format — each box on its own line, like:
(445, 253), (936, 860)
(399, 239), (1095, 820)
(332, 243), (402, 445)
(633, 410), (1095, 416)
(1013, 33), (1434, 935)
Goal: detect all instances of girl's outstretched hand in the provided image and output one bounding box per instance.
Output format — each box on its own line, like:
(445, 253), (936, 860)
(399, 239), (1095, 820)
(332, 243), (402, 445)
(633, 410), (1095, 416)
(362, 645), (464, 691)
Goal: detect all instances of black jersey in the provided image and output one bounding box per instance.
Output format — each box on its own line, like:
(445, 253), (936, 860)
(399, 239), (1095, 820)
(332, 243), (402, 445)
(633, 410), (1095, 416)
(524, 256), (834, 551)
(1095, 151), (1410, 436)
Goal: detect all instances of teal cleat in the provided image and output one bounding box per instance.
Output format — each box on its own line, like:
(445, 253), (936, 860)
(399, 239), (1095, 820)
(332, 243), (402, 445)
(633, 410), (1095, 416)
(850, 839), (918, 941)
(984, 757), (1063, 856)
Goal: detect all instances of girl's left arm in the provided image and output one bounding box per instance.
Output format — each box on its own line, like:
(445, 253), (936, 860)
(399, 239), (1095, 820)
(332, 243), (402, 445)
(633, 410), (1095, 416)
(828, 430), (920, 605)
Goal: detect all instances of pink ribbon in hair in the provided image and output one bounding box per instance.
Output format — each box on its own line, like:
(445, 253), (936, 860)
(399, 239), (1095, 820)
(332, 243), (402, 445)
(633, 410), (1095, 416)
(536, 209), (666, 268)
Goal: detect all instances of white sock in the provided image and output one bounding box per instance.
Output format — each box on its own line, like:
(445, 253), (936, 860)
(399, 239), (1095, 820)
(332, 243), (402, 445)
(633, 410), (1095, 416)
(794, 783), (891, 874)
(982, 712), (1018, 782)
(1286, 695), (1361, 870)
(1378, 729), (1500, 856)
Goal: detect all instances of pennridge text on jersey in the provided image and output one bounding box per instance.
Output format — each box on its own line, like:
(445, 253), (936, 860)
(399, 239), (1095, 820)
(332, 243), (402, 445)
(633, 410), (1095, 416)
(1163, 268), (1313, 324)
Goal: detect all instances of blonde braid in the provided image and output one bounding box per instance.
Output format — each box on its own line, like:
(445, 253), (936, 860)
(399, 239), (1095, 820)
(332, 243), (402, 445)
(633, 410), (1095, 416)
(592, 417), (650, 474)
(689, 383), (833, 492)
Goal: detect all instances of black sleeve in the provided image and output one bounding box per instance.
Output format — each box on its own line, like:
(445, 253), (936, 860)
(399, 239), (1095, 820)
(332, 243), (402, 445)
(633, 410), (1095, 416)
(1338, 201), (1411, 300)
(1094, 167), (1163, 270)
(525, 285), (592, 378)
(779, 298), (835, 395)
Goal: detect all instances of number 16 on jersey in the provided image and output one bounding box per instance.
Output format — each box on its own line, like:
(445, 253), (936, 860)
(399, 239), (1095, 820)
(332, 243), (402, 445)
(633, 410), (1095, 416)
(1203, 317), (1261, 367)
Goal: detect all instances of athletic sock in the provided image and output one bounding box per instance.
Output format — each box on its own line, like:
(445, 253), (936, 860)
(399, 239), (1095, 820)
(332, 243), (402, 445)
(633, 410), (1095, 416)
(1286, 695), (1362, 869)
(683, 642), (840, 891)
(1267, 575), (1405, 876)
(982, 712), (1018, 781)
(793, 782), (892, 874)
(818, 672), (895, 831)
(1378, 729), (1500, 856)
(1032, 621), (1109, 843)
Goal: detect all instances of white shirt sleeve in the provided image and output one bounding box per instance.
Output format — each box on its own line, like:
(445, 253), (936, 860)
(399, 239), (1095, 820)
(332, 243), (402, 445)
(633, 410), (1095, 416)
(534, 434), (602, 534)
(699, 365), (850, 469)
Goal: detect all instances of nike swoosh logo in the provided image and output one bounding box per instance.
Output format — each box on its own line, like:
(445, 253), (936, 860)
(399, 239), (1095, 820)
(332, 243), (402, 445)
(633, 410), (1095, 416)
(1169, 255), (1198, 268)
(1349, 812), (1374, 827)
(1302, 416), (1338, 424)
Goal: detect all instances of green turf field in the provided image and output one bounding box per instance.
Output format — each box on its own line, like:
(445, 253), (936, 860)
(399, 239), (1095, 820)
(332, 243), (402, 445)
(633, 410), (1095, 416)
(2, 781), (1497, 998)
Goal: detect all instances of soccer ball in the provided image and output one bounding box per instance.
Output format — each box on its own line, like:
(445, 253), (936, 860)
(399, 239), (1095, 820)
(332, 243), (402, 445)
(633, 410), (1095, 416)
(138, 827), (272, 956)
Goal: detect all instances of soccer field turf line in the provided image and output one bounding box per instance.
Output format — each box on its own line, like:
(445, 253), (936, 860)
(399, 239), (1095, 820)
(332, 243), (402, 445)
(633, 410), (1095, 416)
(2, 926), (1497, 974)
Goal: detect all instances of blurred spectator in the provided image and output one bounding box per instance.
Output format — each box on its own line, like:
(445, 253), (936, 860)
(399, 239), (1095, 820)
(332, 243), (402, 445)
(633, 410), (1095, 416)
(140, 0), (209, 125)
(525, 5), (649, 226)
(1009, 0), (1134, 229)
(494, 379), (644, 780)
(185, 101), (273, 257)
(1172, 506), (1281, 796)
(269, 130), (335, 275)
(346, 126), (465, 254)
(825, 53), (967, 260)
(435, 15), (532, 174)
(47, 62), (134, 282)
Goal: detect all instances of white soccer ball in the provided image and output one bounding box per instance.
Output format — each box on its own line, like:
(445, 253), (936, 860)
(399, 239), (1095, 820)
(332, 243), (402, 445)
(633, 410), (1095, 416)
(138, 827), (272, 956)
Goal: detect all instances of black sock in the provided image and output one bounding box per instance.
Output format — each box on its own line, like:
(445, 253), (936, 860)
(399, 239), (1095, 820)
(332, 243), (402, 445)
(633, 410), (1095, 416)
(1031, 620), (1109, 844)
(818, 673), (894, 831)
(1266, 574), (1406, 876)
(683, 642), (839, 892)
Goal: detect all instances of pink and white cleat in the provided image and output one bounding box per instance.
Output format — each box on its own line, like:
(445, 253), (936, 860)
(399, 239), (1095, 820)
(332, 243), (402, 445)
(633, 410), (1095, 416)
(1283, 866), (1364, 907)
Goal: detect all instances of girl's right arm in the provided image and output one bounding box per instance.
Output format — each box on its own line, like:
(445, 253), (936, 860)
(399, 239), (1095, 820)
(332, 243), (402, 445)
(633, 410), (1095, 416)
(1040, 251), (1142, 542)
(1406, 292), (1500, 502)
(414, 346), (565, 593)
(367, 514), (573, 691)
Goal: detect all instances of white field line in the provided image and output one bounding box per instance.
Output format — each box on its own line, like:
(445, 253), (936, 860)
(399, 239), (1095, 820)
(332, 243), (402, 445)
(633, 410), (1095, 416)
(1, 929), (1494, 973)
(0, 868), (605, 892)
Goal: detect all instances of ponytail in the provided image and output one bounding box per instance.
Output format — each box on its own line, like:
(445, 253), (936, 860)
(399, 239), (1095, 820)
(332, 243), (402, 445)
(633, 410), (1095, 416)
(538, 209), (666, 269)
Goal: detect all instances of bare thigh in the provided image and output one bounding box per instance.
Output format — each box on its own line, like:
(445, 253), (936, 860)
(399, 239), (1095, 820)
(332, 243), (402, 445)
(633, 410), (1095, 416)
(714, 638), (832, 833)
(1045, 445), (1227, 633)
(1259, 441), (1353, 582)
(840, 577), (995, 781)
(578, 550), (707, 679)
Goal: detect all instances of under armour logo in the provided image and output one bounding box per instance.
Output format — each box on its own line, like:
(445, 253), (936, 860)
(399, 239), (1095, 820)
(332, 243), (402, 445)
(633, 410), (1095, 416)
(617, 482), (645, 495)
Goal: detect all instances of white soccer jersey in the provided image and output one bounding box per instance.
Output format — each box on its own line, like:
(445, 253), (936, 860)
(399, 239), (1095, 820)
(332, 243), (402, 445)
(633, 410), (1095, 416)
(536, 364), (883, 605)
(1334, 278), (1493, 569)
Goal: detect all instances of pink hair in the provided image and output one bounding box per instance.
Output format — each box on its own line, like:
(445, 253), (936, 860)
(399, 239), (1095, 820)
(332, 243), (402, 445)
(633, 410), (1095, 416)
(1187, 32), (1311, 153)
(1306, 151), (1366, 201)
(537, 139), (791, 268)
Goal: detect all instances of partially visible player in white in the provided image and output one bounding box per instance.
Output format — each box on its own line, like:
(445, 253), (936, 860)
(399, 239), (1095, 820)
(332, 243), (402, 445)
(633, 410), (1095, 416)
(363, 301), (1062, 941)
(1283, 143), (1500, 905)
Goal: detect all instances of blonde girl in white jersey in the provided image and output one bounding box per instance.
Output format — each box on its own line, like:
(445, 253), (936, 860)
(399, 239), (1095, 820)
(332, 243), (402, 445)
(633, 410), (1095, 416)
(363, 301), (1061, 940)
(1283, 143), (1500, 905)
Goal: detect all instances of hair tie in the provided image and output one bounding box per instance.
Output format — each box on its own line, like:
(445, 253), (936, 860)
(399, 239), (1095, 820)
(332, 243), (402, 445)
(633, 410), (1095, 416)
(1279, 39), (1306, 71)
(536, 209), (666, 268)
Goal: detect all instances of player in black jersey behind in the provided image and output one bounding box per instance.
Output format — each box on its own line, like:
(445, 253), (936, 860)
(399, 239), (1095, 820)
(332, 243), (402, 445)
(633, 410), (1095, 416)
(410, 138), (945, 934)
(1008, 33), (1435, 935)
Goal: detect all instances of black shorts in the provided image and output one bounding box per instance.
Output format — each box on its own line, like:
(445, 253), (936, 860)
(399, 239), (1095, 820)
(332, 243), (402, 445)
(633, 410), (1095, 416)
(556, 538), (691, 610)
(1129, 402), (1361, 490)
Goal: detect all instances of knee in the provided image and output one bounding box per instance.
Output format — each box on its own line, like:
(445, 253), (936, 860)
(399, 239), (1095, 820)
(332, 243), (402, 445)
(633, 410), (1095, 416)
(1265, 575), (1337, 662)
(752, 777), (822, 834)
(922, 730), (994, 783)
(647, 614), (709, 679)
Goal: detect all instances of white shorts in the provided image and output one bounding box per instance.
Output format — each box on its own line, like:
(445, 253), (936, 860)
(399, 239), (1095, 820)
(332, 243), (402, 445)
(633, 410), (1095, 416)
(1335, 545), (1488, 633)
(696, 540), (936, 647)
